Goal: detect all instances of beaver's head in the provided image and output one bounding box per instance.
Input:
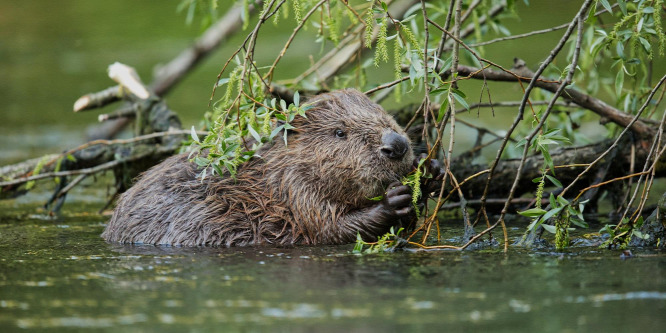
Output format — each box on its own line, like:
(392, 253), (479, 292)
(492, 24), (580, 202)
(283, 89), (414, 206)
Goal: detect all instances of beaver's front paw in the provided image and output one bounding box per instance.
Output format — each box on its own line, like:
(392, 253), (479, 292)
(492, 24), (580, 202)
(379, 182), (413, 218)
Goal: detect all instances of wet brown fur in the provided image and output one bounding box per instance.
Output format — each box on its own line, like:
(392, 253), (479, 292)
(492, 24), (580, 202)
(102, 89), (414, 246)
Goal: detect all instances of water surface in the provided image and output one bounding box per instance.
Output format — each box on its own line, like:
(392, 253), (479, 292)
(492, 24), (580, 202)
(1, 206), (664, 332)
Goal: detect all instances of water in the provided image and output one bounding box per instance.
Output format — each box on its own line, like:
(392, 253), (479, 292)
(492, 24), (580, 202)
(1, 205), (665, 332)
(2, 1), (666, 332)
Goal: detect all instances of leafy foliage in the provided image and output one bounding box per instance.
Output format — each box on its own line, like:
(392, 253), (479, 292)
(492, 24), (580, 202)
(353, 227), (405, 253)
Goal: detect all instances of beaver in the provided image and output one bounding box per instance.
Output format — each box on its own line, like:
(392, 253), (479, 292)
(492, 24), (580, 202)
(102, 89), (437, 247)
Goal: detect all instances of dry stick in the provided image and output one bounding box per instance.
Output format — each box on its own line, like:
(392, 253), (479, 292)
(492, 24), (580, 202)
(574, 171), (651, 202)
(468, 2), (616, 48)
(469, 23), (570, 48)
(210, 0), (283, 105)
(263, 0), (328, 83)
(646, 85), (666, 119)
(613, 76), (666, 230)
(451, 65), (654, 136)
(154, 0), (265, 96)
(76, 0), (263, 113)
(439, 1), (506, 54)
(416, 0), (466, 244)
(55, 174), (87, 199)
(432, 0), (456, 72)
(494, 10), (587, 251)
(559, 74), (666, 199)
(466, 1), (592, 251)
(443, 0), (465, 236)
(0, 130), (208, 187)
(364, 76), (411, 95)
(0, 151), (158, 188)
(424, 13), (525, 246)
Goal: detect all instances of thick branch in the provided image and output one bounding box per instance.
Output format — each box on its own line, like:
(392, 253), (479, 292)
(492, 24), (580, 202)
(452, 61), (655, 136)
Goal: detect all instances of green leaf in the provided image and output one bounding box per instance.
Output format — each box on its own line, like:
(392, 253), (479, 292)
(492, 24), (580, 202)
(638, 37), (651, 53)
(617, 0), (627, 15)
(599, 0), (612, 14)
(451, 90), (469, 110)
(570, 217), (588, 228)
(541, 206), (564, 224)
(518, 208), (547, 217)
(191, 126), (200, 143)
(616, 42), (625, 59)
(248, 125), (261, 142)
(599, 224), (615, 236)
(549, 193), (557, 208)
(270, 125), (284, 140)
(633, 230), (649, 240)
(66, 154), (76, 162)
(545, 175), (562, 188)
(194, 157), (209, 167)
(541, 224), (557, 234)
(437, 99), (449, 123)
(293, 91), (300, 107)
(542, 148), (554, 171)
(212, 163), (225, 177)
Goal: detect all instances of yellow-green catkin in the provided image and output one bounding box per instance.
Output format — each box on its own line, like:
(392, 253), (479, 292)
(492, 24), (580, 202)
(654, 0), (665, 56)
(326, 6), (340, 45)
(402, 167), (423, 219)
(555, 210), (570, 250)
(292, 0), (302, 23)
(222, 67), (240, 110)
(364, 5), (374, 48)
(374, 16), (389, 67)
(261, 110), (272, 137)
(535, 170), (546, 209)
(345, 5), (358, 24)
(259, 0), (271, 19)
(402, 25), (424, 59)
(273, 6), (281, 25)
(393, 37), (403, 102)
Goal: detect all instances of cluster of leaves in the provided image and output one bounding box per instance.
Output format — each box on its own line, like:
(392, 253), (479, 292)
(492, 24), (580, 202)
(187, 69), (310, 179)
(519, 194), (589, 250)
(516, 0), (665, 249)
(353, 227), (405, 253)
(589, 0), (665, 113)
(517, 128), (584, 250)
(599, 216), (649, 249)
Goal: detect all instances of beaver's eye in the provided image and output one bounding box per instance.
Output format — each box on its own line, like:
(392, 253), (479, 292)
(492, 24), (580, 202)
(334, 129), (346, 139)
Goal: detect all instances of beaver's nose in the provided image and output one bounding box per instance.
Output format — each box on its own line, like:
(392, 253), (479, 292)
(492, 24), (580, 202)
(380, 131), (409, 160)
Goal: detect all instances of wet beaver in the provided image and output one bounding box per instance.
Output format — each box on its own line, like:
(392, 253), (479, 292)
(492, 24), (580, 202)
(102, 89), (433, 247)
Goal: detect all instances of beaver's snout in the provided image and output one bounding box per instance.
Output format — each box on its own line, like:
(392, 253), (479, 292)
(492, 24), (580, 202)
(380, 131), (410, 160)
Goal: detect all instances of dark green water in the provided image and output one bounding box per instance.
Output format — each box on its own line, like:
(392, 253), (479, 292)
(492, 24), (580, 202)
(1, 203), (665, 332)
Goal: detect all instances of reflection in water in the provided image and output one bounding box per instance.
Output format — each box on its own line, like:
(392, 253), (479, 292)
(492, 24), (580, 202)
(1, 208), (665, 332)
